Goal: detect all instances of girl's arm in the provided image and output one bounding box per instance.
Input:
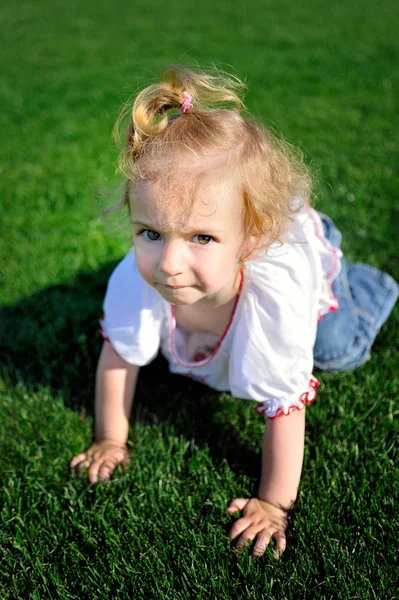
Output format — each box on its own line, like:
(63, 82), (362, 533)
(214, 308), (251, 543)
(227, 407), (306, 560)
(70, 341), (140, 484)
(95, 340), (140, 444)
(258, 406), (306, 509)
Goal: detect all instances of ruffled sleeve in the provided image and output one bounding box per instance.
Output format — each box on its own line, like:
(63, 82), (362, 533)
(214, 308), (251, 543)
(100, 250), (163, 365)
(229, 240), (321, 419)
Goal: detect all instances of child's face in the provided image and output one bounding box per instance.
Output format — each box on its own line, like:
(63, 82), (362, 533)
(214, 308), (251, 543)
(130, 177), (253, 306)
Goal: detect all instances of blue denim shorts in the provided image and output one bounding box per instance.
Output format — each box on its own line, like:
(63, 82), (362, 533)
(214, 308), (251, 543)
(313, 214), (398, 373)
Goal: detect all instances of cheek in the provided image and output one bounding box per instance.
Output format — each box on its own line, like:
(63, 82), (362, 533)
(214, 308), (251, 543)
(134, 246), (157, 281)
(197, 248), (238, 285)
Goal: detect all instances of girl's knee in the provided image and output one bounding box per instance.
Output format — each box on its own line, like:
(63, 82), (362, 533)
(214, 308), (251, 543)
(313, 307), (371, 372)
(313, 329), (370, 373)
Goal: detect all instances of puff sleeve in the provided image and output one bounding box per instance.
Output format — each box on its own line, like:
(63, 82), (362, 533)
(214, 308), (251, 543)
(229, 242), (322, 419)
(100, 250), (163, 365)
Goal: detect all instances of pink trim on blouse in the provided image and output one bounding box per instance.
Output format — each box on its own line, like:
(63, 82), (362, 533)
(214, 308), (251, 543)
(305, 204), (340, 319)
(169, 269), (245, 369)
(255, 375), (320, 419)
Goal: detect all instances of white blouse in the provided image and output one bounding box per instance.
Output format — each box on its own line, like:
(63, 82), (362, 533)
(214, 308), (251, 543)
(100, 205), (342, 419)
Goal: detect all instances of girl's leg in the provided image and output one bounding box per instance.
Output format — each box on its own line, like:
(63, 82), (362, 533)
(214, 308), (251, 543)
(313, 214), (398, 373)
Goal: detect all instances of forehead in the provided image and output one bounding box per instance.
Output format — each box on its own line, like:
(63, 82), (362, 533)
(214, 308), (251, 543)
(130, 177), (243, 231)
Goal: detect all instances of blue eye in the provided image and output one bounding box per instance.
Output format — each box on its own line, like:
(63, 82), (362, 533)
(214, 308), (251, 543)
(193, 234), (213, 245)
(143, 230), (161, 241)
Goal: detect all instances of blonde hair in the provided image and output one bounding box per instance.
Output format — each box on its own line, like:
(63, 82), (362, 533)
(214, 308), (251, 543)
(113, 65), (313, 250)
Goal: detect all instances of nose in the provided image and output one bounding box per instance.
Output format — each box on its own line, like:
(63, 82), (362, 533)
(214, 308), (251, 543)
(159, 240), (185, 277)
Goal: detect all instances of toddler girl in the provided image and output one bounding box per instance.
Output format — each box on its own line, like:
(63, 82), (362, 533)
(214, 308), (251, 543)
(70, 66), (398, 561)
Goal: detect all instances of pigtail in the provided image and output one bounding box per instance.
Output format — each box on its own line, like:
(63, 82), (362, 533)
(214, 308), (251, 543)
(114, 65), (246, 167)
(162, 64), (245, 111)
(127, 82), (181, 159)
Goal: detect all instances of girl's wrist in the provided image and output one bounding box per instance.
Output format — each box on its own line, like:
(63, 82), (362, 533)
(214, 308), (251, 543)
(257, 488), (296, 512)
(94, 437), (128, 447)
(257, 494), (293, 513)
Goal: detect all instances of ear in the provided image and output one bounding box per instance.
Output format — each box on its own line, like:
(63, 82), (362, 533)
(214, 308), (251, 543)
(238, 232), (260, 262)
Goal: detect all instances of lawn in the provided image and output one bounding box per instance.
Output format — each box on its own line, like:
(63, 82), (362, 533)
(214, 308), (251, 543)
(1, 0), (398, 598)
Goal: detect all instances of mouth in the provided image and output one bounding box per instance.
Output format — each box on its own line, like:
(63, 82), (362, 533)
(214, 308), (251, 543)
(163, 284), (188, 290)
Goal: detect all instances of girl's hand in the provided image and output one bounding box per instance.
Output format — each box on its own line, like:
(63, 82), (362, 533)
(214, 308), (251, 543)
(69, 440), (130, 484)
(227, 497), (288, 561)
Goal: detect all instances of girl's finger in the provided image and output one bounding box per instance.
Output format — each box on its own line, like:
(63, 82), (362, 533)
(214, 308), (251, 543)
(251, 531), (272, 560)
(234, 528), (258, 551)
(69, 453), (88, 469)
(227, 498), (250, 513)
(76, 457), (93, 471)
(88, 461), (101, 485)
(227, 516), (253, 541)
(98, 461), (116, 482)
(272, 531), (287, 558)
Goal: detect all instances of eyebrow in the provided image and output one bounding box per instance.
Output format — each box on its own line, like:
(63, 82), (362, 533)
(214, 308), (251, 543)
(132, 221), (225, 234)
(132, 221), (154, 229)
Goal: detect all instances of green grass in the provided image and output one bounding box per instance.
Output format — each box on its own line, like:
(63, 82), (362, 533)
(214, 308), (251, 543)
(1, 0), (398, 597)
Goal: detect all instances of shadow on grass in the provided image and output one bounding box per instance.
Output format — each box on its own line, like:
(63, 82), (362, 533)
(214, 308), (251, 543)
(0, 260), (263, 484)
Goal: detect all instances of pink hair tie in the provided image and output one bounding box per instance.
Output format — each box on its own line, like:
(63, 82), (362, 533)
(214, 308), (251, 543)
(180, 91), (193, 114)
